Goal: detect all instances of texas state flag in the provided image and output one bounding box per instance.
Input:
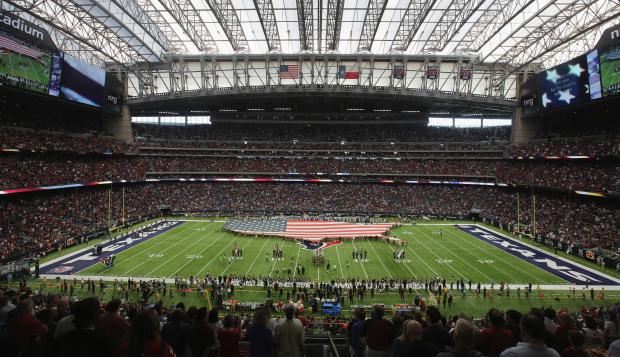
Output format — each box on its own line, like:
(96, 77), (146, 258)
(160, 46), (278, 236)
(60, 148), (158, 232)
(338, 65), (359, 79)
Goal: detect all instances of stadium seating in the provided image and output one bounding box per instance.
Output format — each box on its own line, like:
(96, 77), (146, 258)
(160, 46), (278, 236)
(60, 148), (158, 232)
(0, 183), (617, 261)
(0, 121), (618, 262)
(0, 281), (617, 357)
(1, 155), (617, 194)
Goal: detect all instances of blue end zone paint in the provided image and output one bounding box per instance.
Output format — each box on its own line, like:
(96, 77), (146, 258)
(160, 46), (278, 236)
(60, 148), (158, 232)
(41, 221), (184, 275)
(456, 225), (619, 286)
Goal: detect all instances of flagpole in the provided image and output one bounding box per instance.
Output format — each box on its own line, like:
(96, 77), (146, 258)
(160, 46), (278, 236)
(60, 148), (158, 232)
(107, 186), (112, 231)
(532, 193), (536, 239)
(122, 187), (126, 226)
(516, 192), (520, 235)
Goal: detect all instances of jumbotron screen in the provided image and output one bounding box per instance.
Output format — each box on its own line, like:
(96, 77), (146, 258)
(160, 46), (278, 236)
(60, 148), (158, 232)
(60, 54), (106, 107)
(0, 33), (52, 95)
(600, 45), (620, 97)
(539, 55), (589, 110)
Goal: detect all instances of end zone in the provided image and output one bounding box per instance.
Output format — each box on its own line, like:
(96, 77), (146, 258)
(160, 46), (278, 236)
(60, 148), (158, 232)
(456, 224), (620, 288)
(39, 220), (184, 276)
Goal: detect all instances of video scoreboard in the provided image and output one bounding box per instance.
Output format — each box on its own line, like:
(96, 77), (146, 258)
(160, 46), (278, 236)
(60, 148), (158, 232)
(521, 23), (620, 116)
(0, 10), (123, 112)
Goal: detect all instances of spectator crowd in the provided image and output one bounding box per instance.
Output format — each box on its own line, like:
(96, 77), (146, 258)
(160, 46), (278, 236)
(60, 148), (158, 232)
(1, 156), (617, 194)
(0, 278), (619, 357)
(0, 183), (617, 261)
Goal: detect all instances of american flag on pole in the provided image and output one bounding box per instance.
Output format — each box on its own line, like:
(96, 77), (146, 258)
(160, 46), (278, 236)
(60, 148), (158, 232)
(224, 220), (395, 242)
(278, 64), (299, 79)
(0, 35), (43, 59)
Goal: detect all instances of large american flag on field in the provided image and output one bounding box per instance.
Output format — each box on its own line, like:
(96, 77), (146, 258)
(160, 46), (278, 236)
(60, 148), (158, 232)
(223, 220), (395, 242)
(278, 64), (299, 79)
(0, 35), (43, 59)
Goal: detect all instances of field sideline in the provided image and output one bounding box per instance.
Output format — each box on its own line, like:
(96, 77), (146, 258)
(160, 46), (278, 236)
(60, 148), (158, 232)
(40, 220), (619, 289)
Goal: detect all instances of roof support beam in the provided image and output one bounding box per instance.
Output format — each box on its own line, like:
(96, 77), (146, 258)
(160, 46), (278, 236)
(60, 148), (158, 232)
(134, 0), (187, 53)
(358, 0), (387, 52)
(478, 0), (552, 60)
(156, 0), (217, 52)
(105, 0), (175, 52)
(296, 0), (314, 51)
(206, 0), (249, 52)
(3, 0), (149, 85)
(253, 0), (280, 51)
(390, 0), (436, 52)
(421, 0), (485, 52)
(496, 0), (620, 74)
(7, 0), (145, 64)
(453, 0), (529, 53)
(69, 0), (167, 62)
(324, 0), (343, 51)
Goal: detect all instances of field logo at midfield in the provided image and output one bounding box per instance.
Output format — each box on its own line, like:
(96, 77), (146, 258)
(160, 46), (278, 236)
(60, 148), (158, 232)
(456, 225), (619, 285)
(40, 221), (184, 275)
(297, 240), (343, 251)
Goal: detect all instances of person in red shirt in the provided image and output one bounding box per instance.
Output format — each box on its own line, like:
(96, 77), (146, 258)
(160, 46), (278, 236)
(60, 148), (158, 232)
(6, 299), (47, 355)
(554, 313), (575, 353)
(218, 313), (241, 357)
(479, 308), (515, 357)
(189, 307), (216, 357)
(563, 330), (588, 357)
(361, 305), (395, 356)
(124, 310), (175, 357)
(97, 299), (130, 348)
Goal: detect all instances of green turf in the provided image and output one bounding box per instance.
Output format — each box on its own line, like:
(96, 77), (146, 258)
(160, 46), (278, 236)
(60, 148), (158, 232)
(19, 281), (620, 319)
(76, 221), (571, 285)
(39, 217), (165, 264)
(0, 52), (51, 94)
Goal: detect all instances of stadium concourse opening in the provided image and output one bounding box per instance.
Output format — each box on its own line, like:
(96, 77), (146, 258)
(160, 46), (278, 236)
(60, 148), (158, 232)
(1, 4), (620, 357)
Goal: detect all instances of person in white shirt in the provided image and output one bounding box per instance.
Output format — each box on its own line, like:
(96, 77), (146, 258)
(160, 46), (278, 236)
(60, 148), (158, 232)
(500, 314), (559, 357)
(605, 310), (620, 347)
(581, 315), (603, 347)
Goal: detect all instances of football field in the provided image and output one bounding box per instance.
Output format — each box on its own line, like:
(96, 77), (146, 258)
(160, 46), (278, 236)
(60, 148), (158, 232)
(71, 221), (578, 285)
(0, 52), (51, 94)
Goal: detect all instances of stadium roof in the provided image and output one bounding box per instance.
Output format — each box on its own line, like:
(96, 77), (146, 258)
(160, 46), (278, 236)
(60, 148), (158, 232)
(5, 0), (619, 70)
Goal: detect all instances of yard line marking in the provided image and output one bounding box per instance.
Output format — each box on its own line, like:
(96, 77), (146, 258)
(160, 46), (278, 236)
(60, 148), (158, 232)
(350, 239), (369, 280)
(292, 244), (302, 278)
(100, 222), (222, 274)
(244, 240), (270, 276)
(335, 244), (345, 279)
(221, 235), (256, 275)
(365, 238), (393, 278)
(195, 235), (241, 277)
(400, 232), (439, 277)
(267, 239), (287, 278)
(136, 224), (221, 277)
(164, 229), (228, 278)
(440, 227), (525, 283)
(96, 222), (195, 276)
(379, 238), (421, 295)
(420, 230), (494, 283)
(405, 231), (466, 279)
(380, 238), (417, 279)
